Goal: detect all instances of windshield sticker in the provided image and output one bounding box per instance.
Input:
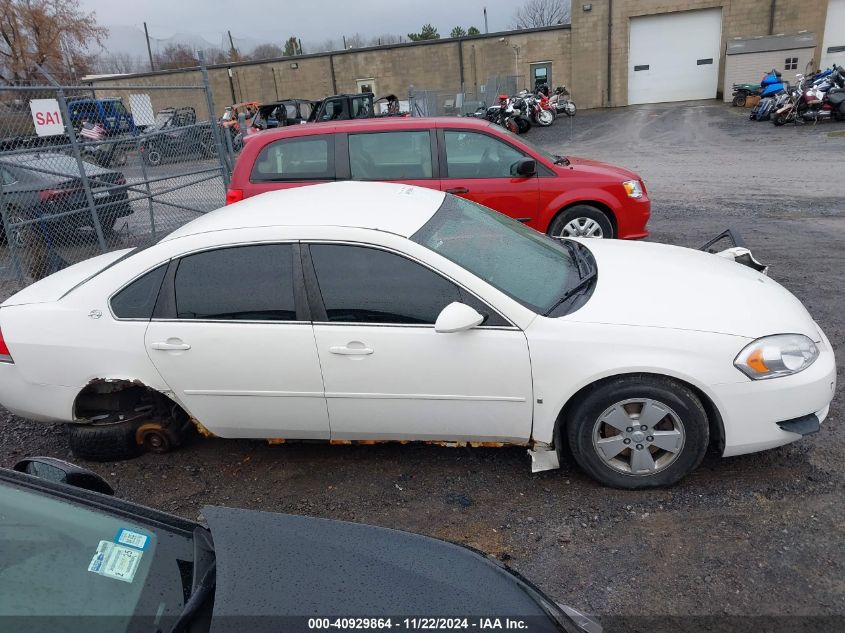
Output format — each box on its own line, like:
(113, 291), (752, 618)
(115, 528), (149, 550)
(88, 540), (142, 583)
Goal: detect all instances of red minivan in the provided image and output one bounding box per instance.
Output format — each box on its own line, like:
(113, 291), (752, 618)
(227, 117), (649, 239)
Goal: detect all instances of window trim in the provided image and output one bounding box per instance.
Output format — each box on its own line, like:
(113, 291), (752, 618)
(249, 134), (336, 184)
(345, 128), (439, 181)
(107, 261), (170, 322)
(301, 240), (517, 330)
(437, 128), (553, 179)
(145, 241), (309, 324)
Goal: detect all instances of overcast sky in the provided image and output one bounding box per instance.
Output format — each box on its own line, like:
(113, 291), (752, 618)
(85, 0), (524, 52)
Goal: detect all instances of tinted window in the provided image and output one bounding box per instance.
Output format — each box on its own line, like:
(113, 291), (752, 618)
(111, 264), (167, 319)
(445, 131), (526, 178)
(349, 131), (433, 180)
(175, 245), (296, 320)
(251, 136), (334, 181)
(310, 245), (461, 324)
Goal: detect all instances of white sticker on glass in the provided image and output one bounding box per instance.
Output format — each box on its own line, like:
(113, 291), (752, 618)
(88, 540), (142, 583)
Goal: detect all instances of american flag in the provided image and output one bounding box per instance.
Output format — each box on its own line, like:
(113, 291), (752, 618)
(80, 122), (106, 141)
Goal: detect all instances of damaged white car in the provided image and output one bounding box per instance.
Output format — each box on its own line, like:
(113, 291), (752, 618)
(0, 182), (835, 488)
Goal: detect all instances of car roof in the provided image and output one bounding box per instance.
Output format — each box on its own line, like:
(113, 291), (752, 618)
(162, 181), (446, 242)
(245, 116), (496, 142)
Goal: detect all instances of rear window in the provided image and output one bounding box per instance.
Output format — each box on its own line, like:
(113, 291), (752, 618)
(110, 264), (167, 319)
(251, 136), (335, 182)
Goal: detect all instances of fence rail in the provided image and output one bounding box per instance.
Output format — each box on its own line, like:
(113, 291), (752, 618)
(0, 60), (234, 298)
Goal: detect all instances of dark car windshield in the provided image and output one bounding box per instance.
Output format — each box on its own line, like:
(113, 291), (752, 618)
(0, 481), (193, 632)
(412, 195), (589, 314)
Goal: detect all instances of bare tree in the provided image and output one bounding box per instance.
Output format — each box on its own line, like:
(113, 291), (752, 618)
(154, 43), (198, 70)
(369, 33), (400, 46)
(94, 52), (143, 75)
(511, 0), (571, 29)
(0, 0), (107, 83)
(250, 43), (284, 60)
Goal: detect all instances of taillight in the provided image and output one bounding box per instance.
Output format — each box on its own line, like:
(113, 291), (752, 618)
(0, 327), (14, 364)
(38, 188), (70, 203)
(226, 189), (245, 205)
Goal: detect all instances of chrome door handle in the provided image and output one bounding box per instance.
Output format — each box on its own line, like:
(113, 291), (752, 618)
(150, 341), (191, 351)
(329, 345), (373, 355)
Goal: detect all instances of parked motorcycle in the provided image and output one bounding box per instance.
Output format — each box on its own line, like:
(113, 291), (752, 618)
(549, 86), (576, 117)
(520, 90), (555, 127)
(507, 96), (532, 134)
(750, 70), (787, 121)
(772, 66), (845, 125)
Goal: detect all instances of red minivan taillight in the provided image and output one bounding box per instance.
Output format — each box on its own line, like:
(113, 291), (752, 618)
(0, 327), (14, 363)
(226, 189), (245, 205)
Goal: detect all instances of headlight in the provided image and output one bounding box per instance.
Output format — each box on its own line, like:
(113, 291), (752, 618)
(734, 334), (818, 380)
(622, 179), (643, 198)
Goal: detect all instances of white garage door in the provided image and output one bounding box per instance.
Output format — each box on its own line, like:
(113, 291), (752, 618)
(820, 0), (845, 70)
(628, 9), (723, 105)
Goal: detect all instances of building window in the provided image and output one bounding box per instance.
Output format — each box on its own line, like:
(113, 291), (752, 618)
(785, 57), (798, 71)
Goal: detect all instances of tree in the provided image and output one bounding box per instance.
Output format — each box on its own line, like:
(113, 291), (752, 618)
(344, 33), (365, 49)
(283, 37), (300, 56)
(94, 52), (143, 75)
(154, 43), (198, 70)
(467, 26), (481, 36)
(369, 33), (400, 47)
(0, 0), (106, 84)
(512, 0), (571, 29)
(407, 24), (440, 41)
(450, 26), (467, 38)
(250, 43), (284, 60)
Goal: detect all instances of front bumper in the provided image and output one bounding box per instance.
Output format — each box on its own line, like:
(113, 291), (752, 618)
(713, 335), (836, 458)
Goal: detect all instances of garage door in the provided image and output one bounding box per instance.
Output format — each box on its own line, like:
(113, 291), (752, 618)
(628, 9), (722, 105)
(821, 0), (845, 70)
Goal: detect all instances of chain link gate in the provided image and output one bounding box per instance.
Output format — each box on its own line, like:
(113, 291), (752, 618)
(0, 59), (235, 300)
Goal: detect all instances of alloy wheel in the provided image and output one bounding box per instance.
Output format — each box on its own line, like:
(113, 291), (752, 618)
(591, 398), (686, 475)
(560, 217), (604, 238)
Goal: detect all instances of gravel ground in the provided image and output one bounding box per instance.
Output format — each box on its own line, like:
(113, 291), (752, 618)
(1, 101), (843, 632)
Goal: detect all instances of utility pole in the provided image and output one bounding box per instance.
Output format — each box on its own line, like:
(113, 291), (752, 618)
(144, 22), (155, 71)
(228, 30), (238, 60)
(484, 7), (488, 34)
(343, 35), (348, 50)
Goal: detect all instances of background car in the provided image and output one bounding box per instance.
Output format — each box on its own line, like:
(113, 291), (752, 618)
(139, 107), (217, 166)
(0, 152), (131, 242)
(0, 182), (833, 489)
(1, 457), (599, 632)
(227, 116), (650, 240)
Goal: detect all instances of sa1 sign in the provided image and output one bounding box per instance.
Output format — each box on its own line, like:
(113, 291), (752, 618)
(29, 99), (65, 136)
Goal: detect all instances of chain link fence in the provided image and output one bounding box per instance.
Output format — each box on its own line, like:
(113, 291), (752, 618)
(409, 75), (524, 117)
(0, 63), (235, 299)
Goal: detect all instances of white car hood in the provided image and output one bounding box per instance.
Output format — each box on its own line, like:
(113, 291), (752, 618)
(565, 239), (819, 340)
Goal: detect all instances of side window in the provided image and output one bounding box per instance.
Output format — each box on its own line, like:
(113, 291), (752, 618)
(348, 131), (433, 180)
(111, 264), (168, 319)
(174, 244), (296, 320)
(444, 131), (526, 179)
(251, 136), (334, 182)
(1, 169), (17, 185)
(310, 245), (461, 324)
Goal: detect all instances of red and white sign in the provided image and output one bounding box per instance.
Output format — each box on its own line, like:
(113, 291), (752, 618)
(29, 99), (65, 136)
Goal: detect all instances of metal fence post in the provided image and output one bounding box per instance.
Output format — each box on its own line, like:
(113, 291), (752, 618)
(134, 132), (157, 240)
(38, 66), (108, 253)
(198, 51), (231, 190)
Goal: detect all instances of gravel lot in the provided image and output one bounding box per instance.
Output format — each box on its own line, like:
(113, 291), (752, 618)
(1, 101), (843, 632)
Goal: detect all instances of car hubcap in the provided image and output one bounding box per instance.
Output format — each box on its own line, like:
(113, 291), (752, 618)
(591, 398), (685, 475)
(561, 217), (604, 238)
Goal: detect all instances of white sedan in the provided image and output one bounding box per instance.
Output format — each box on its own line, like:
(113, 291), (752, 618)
(0, 182), (835, 488)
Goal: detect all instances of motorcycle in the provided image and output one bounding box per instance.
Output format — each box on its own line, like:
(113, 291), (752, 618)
(506, 96), (532, 134)
(520, 90), (555, 127)
(772, 66), (845, 125)
(750, 70), (788, 121)
(549, 85), (576, 117)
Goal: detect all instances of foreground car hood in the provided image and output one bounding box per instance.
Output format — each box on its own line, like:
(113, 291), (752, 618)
(566, 239), (818, 340)
(204, 506), (567, 630)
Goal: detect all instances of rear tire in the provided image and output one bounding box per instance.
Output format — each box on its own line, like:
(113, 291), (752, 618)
(66, 419), (143, 462)
(563, 375), (709, 489)
(732, 93), (747, 107)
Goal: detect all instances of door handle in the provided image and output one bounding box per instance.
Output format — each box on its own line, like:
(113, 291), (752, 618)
(150, 341), (191, 351)
(446, 187), (469, 194)
(329, 345), (374, 356)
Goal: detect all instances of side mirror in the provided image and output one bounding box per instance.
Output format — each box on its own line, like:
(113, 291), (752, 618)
(13, 457), (114, 495)
(511, 157), (536, 177)
(435, 302), (484, 333)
